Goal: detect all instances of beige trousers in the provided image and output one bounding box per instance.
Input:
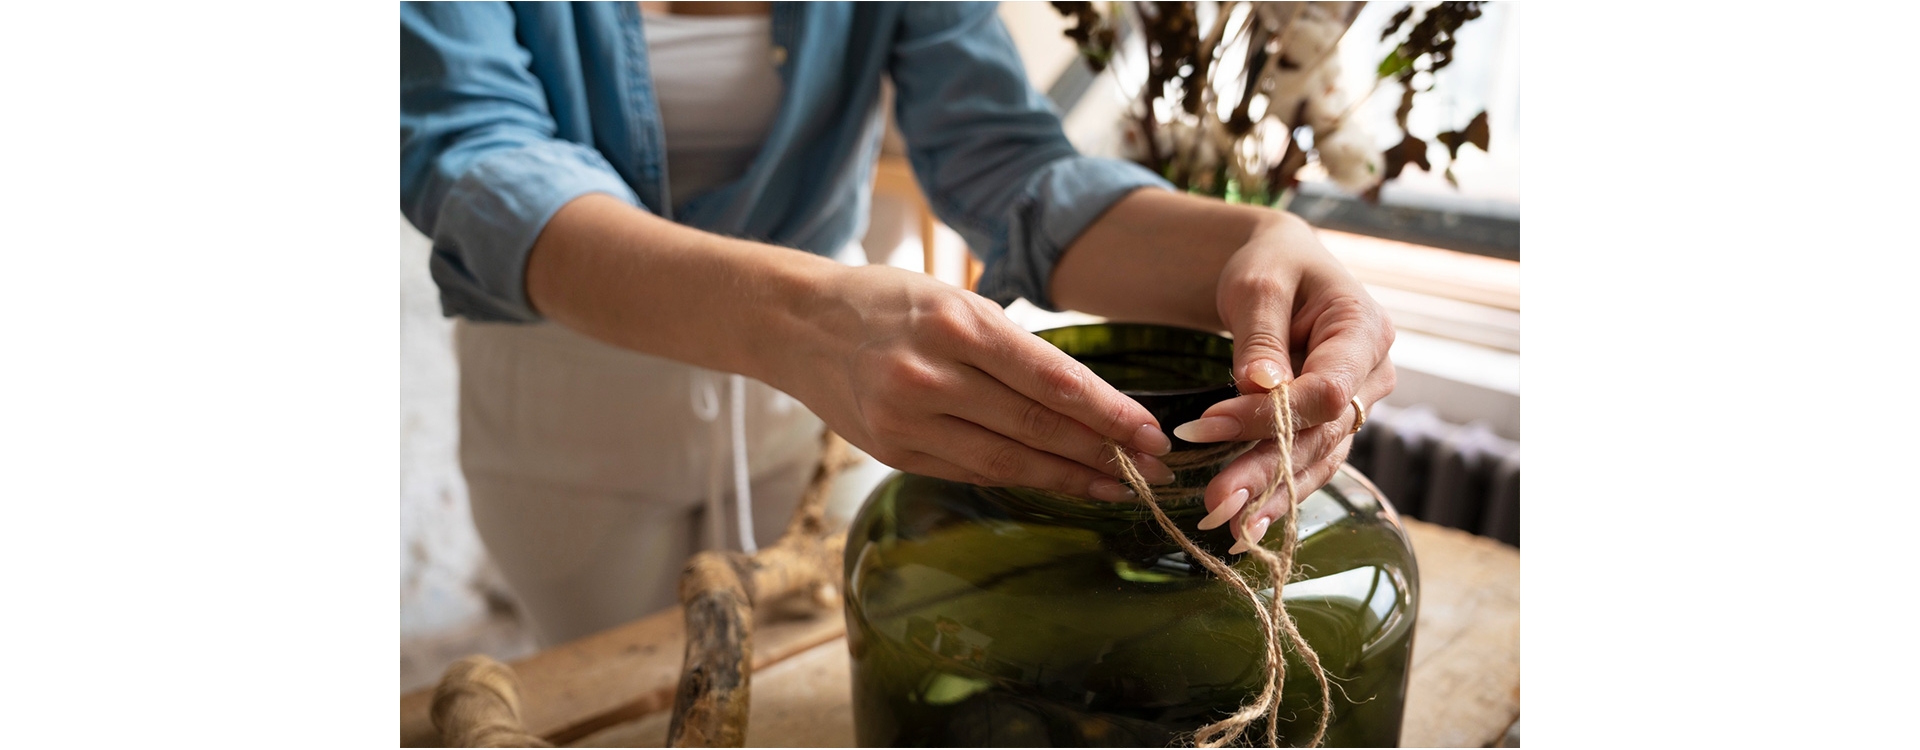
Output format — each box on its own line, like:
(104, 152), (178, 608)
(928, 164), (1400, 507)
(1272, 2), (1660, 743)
(455, 320), (826, 647)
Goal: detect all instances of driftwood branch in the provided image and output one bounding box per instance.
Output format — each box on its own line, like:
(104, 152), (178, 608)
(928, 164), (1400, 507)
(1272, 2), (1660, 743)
(431, 655), (553, 748)
(431, 429), (858, 748)
(666, 430), (858, 747)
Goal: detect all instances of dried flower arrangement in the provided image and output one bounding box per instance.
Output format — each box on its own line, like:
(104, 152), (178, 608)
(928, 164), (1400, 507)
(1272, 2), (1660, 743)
(1051, 1), (1491, 205)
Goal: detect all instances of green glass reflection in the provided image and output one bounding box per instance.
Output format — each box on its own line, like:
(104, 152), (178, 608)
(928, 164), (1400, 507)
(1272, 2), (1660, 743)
(842, 324), (1420, 747)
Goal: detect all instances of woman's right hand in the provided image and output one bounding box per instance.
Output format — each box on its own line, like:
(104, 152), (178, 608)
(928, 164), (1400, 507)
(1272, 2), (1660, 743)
(522, 195), (1167, 498)
(773, 263), (1174, 501)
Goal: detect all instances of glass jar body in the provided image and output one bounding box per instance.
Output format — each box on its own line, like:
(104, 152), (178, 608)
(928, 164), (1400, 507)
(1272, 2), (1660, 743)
(842, 465), (1420, 747)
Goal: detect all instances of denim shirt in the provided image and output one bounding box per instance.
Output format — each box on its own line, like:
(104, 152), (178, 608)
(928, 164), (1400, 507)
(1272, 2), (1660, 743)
(400, 1), (1171, 323)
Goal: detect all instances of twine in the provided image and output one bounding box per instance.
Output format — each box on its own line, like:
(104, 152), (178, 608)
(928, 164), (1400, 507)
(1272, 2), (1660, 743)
(1105, 385), (1332, 748)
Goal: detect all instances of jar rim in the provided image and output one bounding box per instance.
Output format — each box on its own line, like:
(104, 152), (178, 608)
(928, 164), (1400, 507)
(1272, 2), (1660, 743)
(1033, 323), (1241, 452)
(1003, 441), (1257, 515)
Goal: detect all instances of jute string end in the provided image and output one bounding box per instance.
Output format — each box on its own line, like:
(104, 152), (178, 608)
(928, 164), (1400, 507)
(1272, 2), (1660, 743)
(1105, 383), (1331, 748)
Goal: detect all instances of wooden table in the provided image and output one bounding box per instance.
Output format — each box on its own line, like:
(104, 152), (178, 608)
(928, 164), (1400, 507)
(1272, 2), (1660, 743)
(401, 520), (1518, 747)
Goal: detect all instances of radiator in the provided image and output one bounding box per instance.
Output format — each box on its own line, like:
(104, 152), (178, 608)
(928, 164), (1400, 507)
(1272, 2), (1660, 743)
(1346, 402), (1520, 547)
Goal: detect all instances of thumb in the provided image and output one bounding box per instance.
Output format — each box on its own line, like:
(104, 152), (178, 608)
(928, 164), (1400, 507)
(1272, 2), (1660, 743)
(1225, 294), (1295, 395)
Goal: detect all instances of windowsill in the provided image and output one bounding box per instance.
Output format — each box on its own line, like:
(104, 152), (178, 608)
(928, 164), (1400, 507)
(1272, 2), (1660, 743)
(1315, 228), (1520, 439)
(1313, 228), (1519, 312)
(1290, 182), (1520, 262)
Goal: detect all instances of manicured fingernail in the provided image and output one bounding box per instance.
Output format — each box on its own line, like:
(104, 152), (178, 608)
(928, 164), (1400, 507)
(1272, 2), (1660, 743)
(1248, 360), (1282, 390)
(1133, 423), (1171, 456)
(1173, 415), (1241, 443)
(1198, 488), (1249, 531)
(1133, 452), (1175, 484)
(1089, 479), (1137, 502)
(1227, 517), (1272, 555)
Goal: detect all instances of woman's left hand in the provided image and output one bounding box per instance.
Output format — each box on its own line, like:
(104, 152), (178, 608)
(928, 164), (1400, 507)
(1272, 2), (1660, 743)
(1054, 192), (1396, 550)
(1173, 216), (1397, 552)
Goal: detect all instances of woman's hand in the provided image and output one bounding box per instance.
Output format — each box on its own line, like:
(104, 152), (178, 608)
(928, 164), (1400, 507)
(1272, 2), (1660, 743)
(524, 194), (1170, 500)
(1183, 217), (1396, 552)
(1050, 190), (1395, 550)
(774, 263), (1175, 501)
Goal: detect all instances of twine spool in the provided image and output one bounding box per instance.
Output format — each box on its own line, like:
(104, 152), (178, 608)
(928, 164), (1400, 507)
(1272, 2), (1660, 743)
(1106, 385), (1332, 748)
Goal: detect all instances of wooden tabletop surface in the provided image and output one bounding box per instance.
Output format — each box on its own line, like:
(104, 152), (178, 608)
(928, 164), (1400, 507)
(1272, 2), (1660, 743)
(400, 519), (1519, 747)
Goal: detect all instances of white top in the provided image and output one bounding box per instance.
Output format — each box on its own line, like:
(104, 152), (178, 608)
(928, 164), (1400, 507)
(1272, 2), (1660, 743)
(641, 12), (784, 210)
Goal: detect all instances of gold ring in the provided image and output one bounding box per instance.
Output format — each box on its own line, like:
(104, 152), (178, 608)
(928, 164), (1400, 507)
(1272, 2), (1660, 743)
(1349, 396), (1368, 435)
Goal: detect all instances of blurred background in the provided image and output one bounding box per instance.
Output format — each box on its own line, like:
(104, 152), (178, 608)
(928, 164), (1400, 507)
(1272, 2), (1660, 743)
(400, 1), (1519, 691)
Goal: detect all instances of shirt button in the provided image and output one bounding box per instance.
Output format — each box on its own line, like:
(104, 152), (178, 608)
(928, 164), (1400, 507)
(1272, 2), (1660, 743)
(770, 45), (788, 66)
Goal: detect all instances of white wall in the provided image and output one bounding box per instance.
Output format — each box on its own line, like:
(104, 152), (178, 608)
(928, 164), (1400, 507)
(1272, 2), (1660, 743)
(398, 217), (488, 637)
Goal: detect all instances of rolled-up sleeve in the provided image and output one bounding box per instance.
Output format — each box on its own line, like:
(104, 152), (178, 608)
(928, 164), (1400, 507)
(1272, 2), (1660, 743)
(887, 2), (1170, 311)
(401, 2), (640, 322)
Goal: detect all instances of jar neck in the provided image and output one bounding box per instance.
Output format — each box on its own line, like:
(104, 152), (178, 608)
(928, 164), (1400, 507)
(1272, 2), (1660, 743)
(975, 443), (1256, 569)
(995, 441), (1256, 522)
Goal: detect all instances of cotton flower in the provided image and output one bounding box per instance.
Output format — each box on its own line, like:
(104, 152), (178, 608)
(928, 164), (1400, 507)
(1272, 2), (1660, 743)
(1314, 123), (1382, 193)
(1305, 68), (1354, 134)
(1266, 63), (1336, 127)
(1280, 2), (1351, 68)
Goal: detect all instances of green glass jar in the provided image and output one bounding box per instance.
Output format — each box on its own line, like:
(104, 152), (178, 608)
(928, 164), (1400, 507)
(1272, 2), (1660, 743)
(842, 324), (1420, 747)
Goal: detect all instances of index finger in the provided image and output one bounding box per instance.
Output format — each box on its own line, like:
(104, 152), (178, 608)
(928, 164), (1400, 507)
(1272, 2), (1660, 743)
(971, 326), (1171, 457)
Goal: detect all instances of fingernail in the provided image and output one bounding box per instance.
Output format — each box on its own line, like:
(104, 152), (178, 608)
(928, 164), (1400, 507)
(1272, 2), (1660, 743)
(1173, 415), (1241, 443)
(1088, 479), (1137, 502)
(1133, 423), (1171, 456)
(1133, 452), (1175, 484)
(1198, 488), (1249, 531)
(1248, 360), (1282, 390)
(1227, 517), (1273, 554)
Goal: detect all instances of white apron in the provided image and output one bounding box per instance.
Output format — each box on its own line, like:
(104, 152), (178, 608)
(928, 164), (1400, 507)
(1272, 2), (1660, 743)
(456, 319), (826, 646)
